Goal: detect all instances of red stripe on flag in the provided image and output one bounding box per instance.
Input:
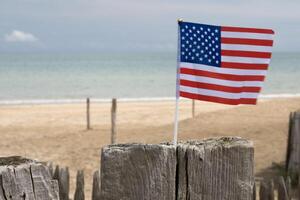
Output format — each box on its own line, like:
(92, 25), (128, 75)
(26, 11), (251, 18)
(221, 26), (274, 34)
(221, 50), (272, 58)
(221, 38), (274, 46)
(180, 68), (265, 81)
(180, 91), (257, 105)
(180, 79), (261, 93)
(221, 62), (269, 70)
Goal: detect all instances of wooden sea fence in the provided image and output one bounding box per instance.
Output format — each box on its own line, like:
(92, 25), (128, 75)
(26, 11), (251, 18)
(27, 135), (300, 200)
(84, 98), (117, 144)
(47, 167), (298, 200)
(84, 97), (196, 133)
(48, 163), (101, 200)
(44, 137), (255, 200)
(3, 109), (299, 199)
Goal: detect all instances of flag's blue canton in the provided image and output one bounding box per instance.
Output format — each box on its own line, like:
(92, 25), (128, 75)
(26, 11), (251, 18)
(180, 22), (221, 67)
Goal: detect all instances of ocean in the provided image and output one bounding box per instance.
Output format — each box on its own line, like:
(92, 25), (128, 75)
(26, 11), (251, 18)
(0, 52), (299, 103)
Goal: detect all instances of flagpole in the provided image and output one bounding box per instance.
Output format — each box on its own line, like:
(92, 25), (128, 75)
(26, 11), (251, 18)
(173, 18), (182, 145)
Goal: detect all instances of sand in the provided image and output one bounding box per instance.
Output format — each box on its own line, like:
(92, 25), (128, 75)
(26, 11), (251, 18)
(0, 97), (299, 198)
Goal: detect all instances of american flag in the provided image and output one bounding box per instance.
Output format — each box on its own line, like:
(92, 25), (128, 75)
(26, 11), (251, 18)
(178, 21), (274, 105)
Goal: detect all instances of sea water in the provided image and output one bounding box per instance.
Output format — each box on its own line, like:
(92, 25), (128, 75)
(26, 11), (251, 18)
(0, 52), (299, 102)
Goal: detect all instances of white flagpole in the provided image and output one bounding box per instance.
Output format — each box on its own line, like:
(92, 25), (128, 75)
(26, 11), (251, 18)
(173, 19), (183, 145)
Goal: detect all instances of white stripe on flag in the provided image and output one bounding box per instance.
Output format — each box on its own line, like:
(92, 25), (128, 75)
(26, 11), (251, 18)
(179, 74), (263, 87)
(221, 44), (273, 52)
(180, 85), (259, 99)
(221, 31), (274, 40)
(221, 56), (271, 64)
(180, 62), (267, 76)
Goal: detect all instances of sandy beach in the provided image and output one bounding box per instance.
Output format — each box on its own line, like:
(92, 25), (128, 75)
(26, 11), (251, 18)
(0, 97), (299, 198)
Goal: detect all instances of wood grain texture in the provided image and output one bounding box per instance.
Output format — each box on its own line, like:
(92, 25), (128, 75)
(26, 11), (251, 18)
(100, 143), (177, 200)
(100, 137), (254, 200)
(31, 164), (59, 200)
(177, 137), (254, 200)
(0, 157), (59, 200)
(15, 165), (36, 200)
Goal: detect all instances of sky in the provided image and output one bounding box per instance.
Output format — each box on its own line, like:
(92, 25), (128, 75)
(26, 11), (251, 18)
(1, 0), (300, 53)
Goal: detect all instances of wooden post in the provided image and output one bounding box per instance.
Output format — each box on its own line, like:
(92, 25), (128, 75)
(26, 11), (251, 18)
(285, 176), (292, 199)
(52, 165), (70, 200)
(53, 165), (60, 179)
(74, 170), (85, 200)
(0, 156), (59, 200)
(92, 170), (101, 200)
(100, 143), (177, 200)
(253, 182), (256, 200)
(286, 111), (300, 172)
(111, 98), (117, 144)
(177, 137), (254, 199)
(259, 179), (274, 200)
(48, 162), (54, 177)
(87, 98), (91, 130)
(100, 137), (254, 200)
(285, 112), (294, 172)
(277, 176), (289, 200)
(192, 99), (195, 118)
(298, 174), (300, 200)
(59, 167), (70, 200)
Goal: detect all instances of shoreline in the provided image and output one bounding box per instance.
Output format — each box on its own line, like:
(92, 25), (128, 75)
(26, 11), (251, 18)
(1, 93), (300, 105)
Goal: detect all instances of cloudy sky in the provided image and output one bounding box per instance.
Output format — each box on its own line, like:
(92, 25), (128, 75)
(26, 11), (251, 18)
(1, 0), (299, 53)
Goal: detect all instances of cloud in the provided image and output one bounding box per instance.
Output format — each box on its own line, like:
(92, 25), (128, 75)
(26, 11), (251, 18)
(4, 30), (38, 42)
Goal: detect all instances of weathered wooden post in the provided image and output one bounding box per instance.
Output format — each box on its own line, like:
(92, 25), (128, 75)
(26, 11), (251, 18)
(53, 165), (59, 180)
(92, 170), (101, 200)
(111, 98), (117, 144)
(74, 170), (85, 200)
(100, 137), (254, 200)
(277, 176), (289, 200)
(52, 165), (70, 200)
(0, 156), (59, 199)
(285, 176), (291, 198)
(253, 182), (256, 200)
(286, 111), (300, 172)
(298, 174), (300, 200)
(59, 167), (70, 200)
(48, 162), (54, 177)
(87, 98), (91, 130)
(259, 179), (274, 200)
(100, 143), (177, 200)
(177, 137), (254, 200)
(192, 99), (195, 118)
